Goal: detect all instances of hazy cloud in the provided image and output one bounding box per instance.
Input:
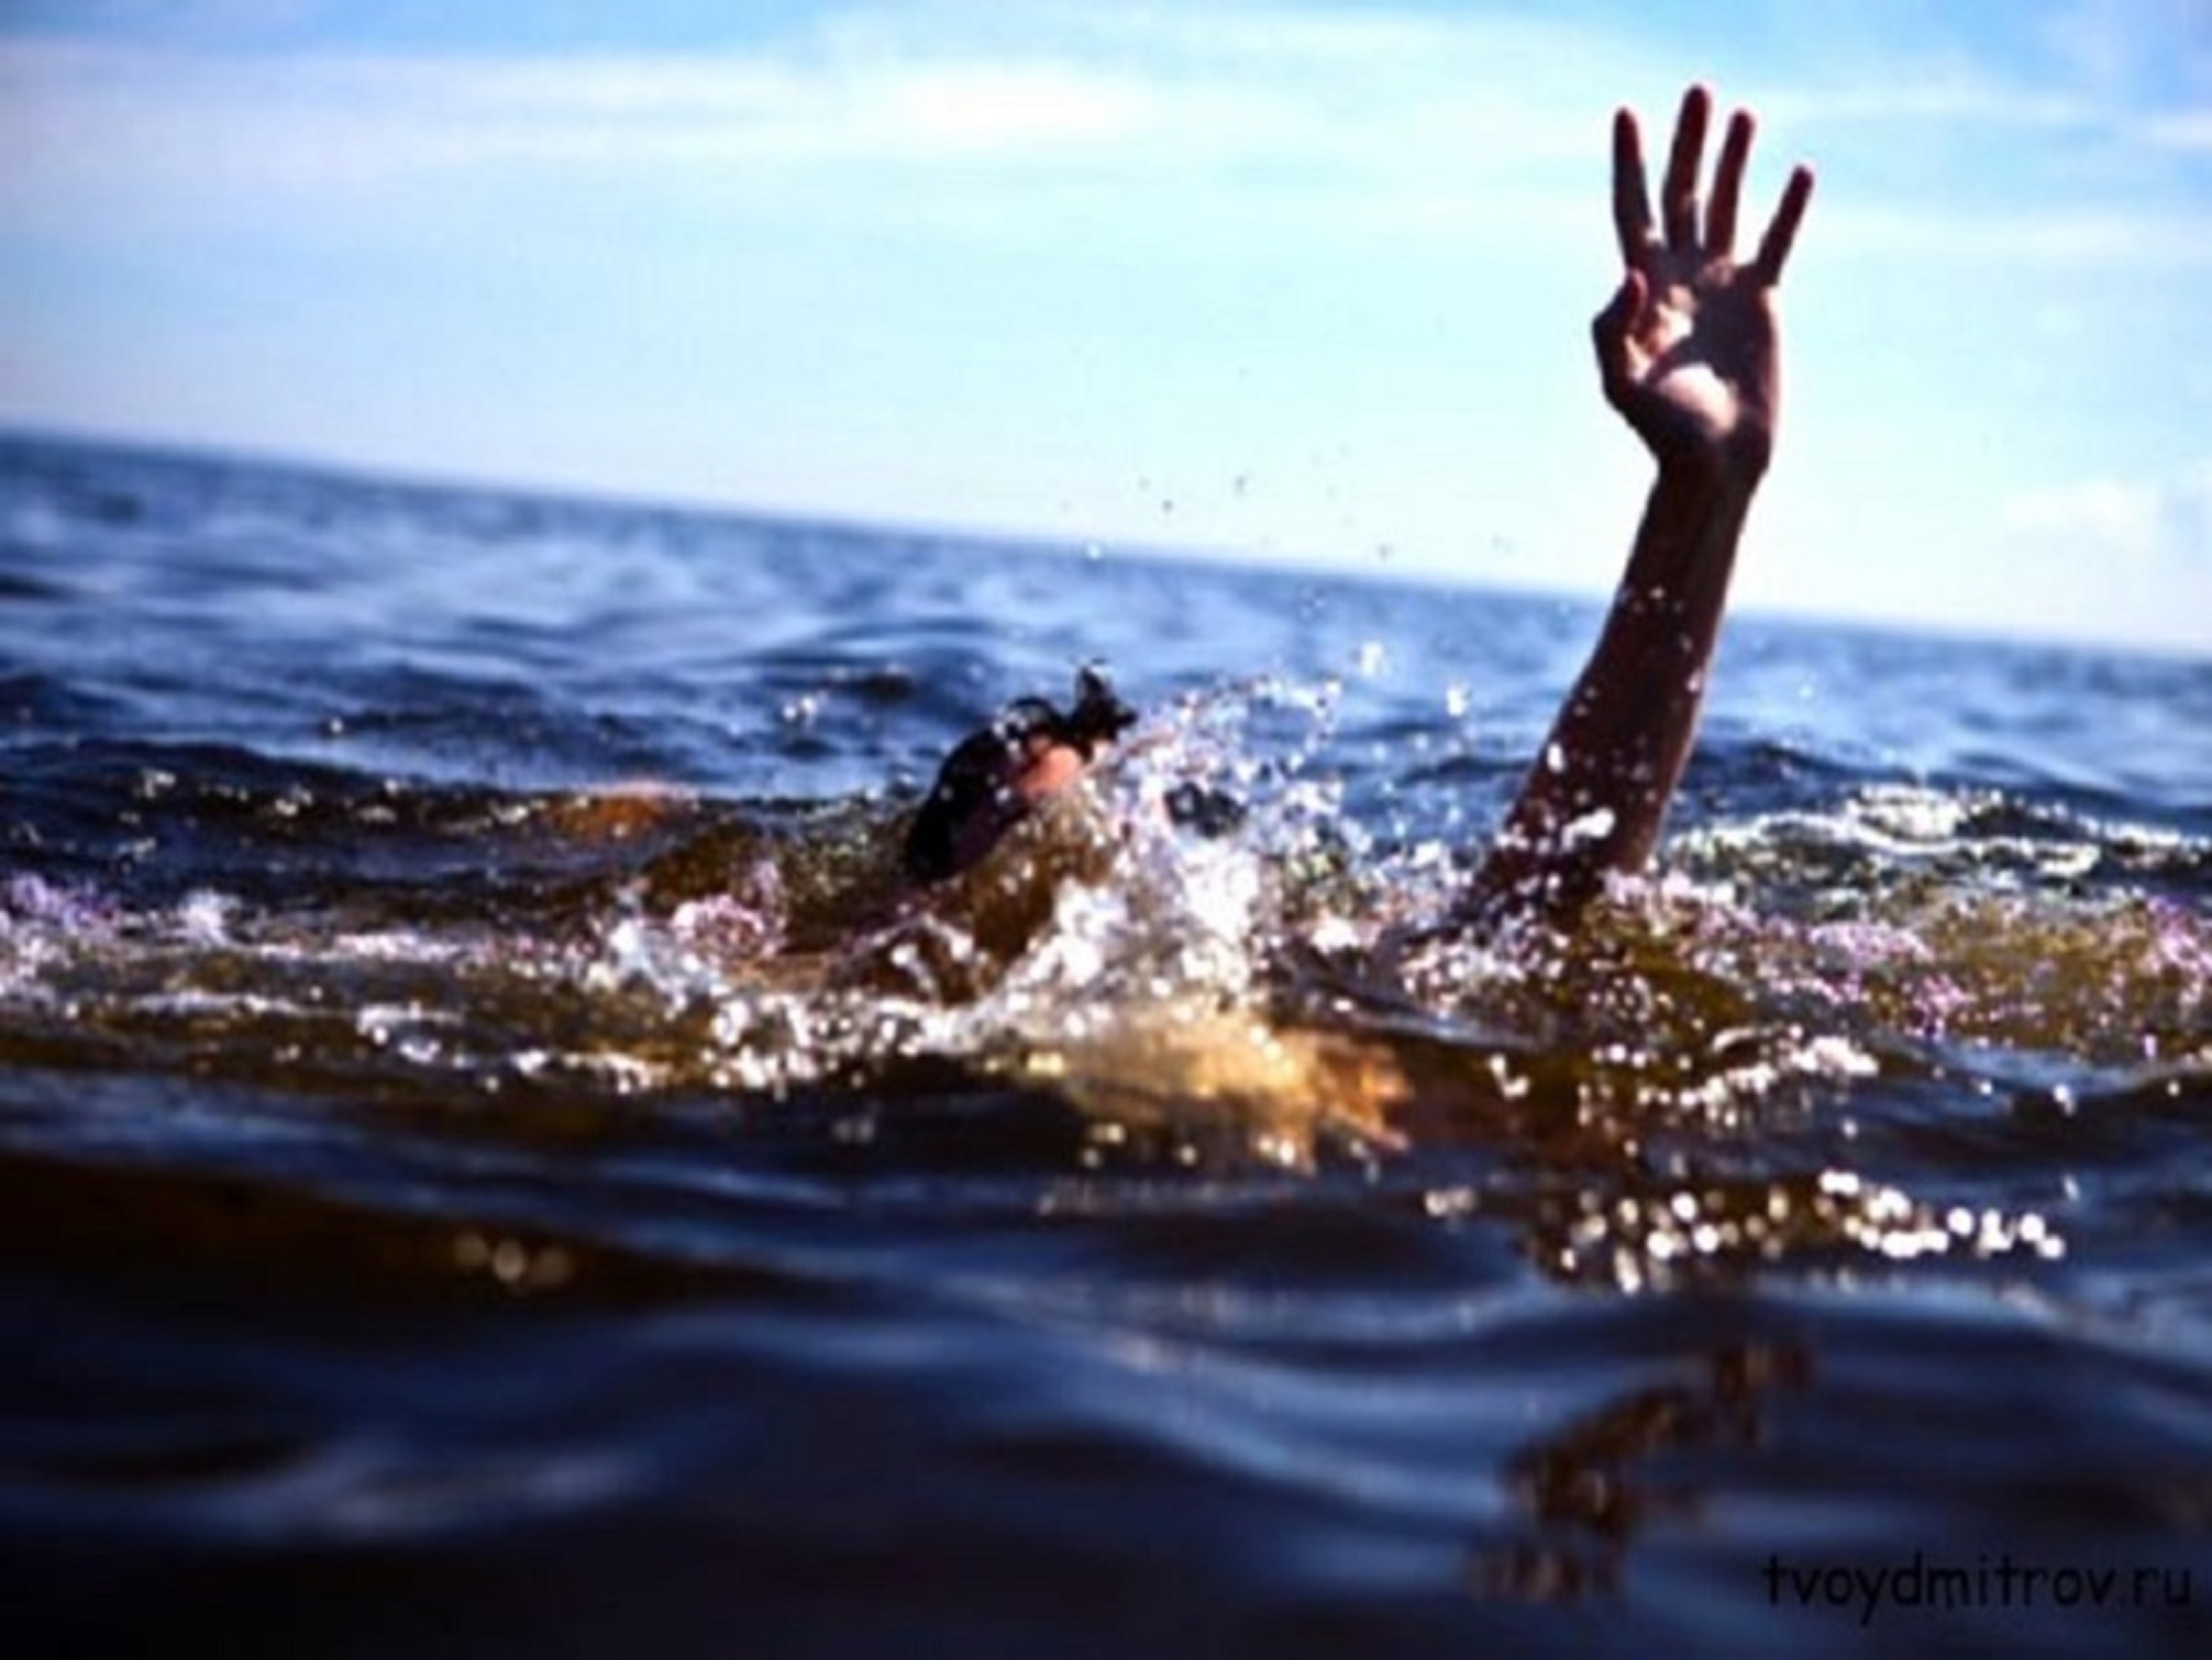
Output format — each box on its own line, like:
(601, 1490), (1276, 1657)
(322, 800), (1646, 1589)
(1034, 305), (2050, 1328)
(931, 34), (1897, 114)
(4, 6), (2200, 247)
(2004, 460), (2212, 566)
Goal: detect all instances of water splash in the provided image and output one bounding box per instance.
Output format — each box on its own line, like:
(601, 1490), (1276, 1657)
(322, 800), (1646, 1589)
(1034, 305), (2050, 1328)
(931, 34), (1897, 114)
(3, 672), (2206, 1284)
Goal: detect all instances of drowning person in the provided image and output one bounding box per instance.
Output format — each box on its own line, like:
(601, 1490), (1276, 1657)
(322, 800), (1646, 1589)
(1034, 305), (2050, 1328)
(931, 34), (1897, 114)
(900, 83), (1814, 934)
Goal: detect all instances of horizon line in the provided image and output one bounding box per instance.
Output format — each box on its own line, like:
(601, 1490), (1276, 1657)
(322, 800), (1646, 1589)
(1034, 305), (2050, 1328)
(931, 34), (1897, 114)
(5, 418), (2203, 669)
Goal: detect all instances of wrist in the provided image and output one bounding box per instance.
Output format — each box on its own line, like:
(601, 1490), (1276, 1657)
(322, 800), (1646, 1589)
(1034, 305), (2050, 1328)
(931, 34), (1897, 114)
(1624, 447), (1763, 613)
(1653, 437), (1767, 496)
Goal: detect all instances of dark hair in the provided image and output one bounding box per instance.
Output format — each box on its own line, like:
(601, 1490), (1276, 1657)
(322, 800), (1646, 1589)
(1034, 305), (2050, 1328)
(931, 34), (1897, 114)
(1059, 666), (1139, 750)
(900, 666), (1136, 885)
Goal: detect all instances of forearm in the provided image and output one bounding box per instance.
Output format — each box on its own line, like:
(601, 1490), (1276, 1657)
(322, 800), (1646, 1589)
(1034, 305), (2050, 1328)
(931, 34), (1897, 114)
(1469, 451), (1762, 916)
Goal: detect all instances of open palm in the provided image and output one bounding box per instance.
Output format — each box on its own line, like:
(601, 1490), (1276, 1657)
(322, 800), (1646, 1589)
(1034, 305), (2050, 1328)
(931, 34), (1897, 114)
(1595, 85), (1814, 476)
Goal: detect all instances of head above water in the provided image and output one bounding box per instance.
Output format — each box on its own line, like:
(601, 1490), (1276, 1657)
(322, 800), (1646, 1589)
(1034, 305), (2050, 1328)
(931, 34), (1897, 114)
(900, 666), (1138, 887)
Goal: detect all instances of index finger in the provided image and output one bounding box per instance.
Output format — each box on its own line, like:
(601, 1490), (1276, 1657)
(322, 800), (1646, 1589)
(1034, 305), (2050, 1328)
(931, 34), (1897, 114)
(1612, 106), (1658, 267)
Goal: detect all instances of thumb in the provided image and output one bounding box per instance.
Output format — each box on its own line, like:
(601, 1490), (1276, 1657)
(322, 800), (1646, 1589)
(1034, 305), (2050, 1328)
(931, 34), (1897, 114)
(1590, 269), (1645, 400)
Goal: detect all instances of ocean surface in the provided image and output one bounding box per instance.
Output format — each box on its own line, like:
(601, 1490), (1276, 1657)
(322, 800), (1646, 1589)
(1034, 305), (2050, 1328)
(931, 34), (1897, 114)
(2, 431), (2207, 1657)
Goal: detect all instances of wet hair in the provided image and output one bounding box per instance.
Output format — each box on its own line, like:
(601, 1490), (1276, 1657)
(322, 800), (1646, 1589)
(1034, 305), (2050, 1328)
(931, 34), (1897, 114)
(901, 666), (1137, 886)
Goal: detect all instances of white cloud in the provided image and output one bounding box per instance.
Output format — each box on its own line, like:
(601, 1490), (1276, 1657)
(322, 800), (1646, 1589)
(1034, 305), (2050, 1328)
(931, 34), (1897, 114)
(1818, 202), (2212, 266)
(2003, 460), (2212, 566)
(1764, 78), (2095, 131)
(0, 15), (1620, 218)
(2037, 0), (2212, 98)
(1989, 461), (2212, 654)
(5, 5), (2203, 263)
(2137, 108), (2212, 151)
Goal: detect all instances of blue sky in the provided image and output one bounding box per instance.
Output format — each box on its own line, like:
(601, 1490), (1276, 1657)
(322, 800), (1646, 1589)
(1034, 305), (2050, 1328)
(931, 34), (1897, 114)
(3, 0), (2207, 655)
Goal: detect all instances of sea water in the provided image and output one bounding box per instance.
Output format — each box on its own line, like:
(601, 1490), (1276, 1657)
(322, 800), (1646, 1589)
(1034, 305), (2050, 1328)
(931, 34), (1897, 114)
(2, 433), (2208, 1656)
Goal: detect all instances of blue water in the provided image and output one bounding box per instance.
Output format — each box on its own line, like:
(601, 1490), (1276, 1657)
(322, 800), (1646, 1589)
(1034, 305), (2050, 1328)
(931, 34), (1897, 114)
(2, 431), (2208, 1656)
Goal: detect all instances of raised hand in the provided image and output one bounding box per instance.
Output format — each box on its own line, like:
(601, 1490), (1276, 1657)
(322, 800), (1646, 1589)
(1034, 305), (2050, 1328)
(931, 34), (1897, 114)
(1594, 84), (1814, 478)
(1460, 85), (1818, 920)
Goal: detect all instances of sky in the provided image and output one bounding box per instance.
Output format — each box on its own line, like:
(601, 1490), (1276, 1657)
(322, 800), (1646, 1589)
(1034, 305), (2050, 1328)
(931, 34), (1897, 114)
(2, 0), (2208, 656)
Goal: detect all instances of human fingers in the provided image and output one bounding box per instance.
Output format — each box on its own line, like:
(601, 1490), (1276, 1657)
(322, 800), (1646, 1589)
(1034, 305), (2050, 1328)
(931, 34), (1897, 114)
(1661, 83), (1711, 251)
(1751, 164), (1816, 285)
(1706, 106), (1755, 256)
(1590, 269), (1647, 404)
(1612, 106), (1659, 267)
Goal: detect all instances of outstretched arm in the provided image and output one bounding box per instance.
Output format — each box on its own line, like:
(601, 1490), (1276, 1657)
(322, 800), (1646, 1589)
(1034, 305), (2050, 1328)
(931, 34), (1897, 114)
(1467, 84), (1814, 919)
